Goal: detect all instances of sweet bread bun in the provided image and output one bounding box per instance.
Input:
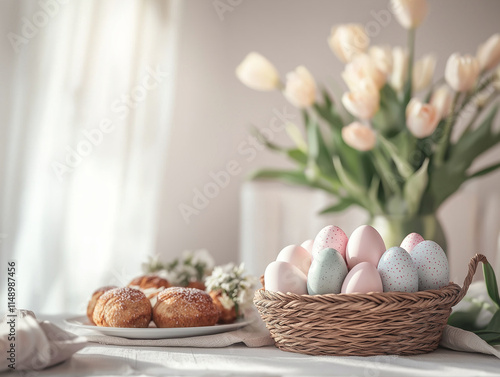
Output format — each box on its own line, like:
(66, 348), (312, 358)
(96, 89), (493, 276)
(186, 281), (206, 290)
(87, 285), (117, 324)
(129, 275), (170, 307)
(93, 287), (152, 328)
(129, 275), (170, 290)
(153, 287), (219, 328)
(209, 290), (237, 324)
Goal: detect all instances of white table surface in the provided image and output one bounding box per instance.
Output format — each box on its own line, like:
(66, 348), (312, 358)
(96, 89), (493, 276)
(4, 315), (500, 377)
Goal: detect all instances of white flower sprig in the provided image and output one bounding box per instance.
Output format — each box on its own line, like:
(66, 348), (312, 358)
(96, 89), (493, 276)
(205, 263), (258, 317)
(142, 249), (215, 286)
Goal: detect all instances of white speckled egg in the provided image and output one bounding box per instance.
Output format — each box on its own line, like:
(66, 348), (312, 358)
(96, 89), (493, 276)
(301, 239), (314, 255)
(311, 226), (348, 260)
(264, 261), (307, 295)
(346, 225), (386, 269)
(411, 241), (449, 290)
(341, 262), (383, 294)
(377, 247), (418, 292)
(276, 245), (311, 275)
(400, 233), (425, 253)
(307, 248), (348, 295)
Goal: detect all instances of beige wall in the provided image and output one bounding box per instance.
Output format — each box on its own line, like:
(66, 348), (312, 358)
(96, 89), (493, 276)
(159, 0), (500, 267)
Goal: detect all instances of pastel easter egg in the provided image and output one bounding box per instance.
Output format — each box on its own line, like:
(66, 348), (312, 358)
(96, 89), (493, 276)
(346, 225), (386, 269)
(264, 261), (307, 295)
(411, 241), (449, 290)
(276, 245), (311, 275)
(377, 247), (418, 292)
(311, 225), (348, 260)
(341, 262), (383, 294)
(400, 233), (425, 253)
(307, 248), (348, 295)
(301, 239), (314, 255)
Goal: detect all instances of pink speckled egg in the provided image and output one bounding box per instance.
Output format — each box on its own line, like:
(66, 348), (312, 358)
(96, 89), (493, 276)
(276, 245), (311, 275)
(311, 225), (348, 260)
(300, 239), (314, 255)
(341, 262), (383, 294)
(400, 233), (425, 253)
(346, 225), (386, 269)
(411, 241), (449, 290)
(264, 261), (307, 295)
(377, 247), (418, 292)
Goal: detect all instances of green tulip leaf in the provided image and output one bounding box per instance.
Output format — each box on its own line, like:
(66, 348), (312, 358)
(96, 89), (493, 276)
(319, 197), (358, 214)
(403, 158), (429, 216)
(306, 117), (338, 179)
(448, 302), (483, 331)
(378, 134), (414, 179)
(483, 261), (500, 308)
(468, 161), (500, 180)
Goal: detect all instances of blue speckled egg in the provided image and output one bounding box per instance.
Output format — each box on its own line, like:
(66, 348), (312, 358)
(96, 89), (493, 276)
(307, 248), (348, 295)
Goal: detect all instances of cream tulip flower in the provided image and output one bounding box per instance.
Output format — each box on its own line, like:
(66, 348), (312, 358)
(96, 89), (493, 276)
(342, 122), (377, 151)
(236, 52), (280, 91)
(406, 98), (439, 138)
(369, 45), (393, 77)
(342, 54), (386, 91)
(283, 66), (317, 108)
(391, 0), (428, 29)
(413, 55), (436, 92)
(445, 53), (480, 92)
(328, 24), (370, 63)
(342, 79), (380, 120)
(477, 33), (500, 71)
(430, 85), (453, 119)
(390, 47), (409, 92)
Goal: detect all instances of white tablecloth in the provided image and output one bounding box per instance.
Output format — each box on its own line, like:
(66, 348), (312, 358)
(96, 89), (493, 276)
(3, 315), (500, 377)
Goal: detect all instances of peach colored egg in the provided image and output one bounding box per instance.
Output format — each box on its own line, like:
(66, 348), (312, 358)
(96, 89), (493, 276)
(311, 225), (348, 260)
(400, 233), (424, 253)
(346, 225), (386, 269)
(411, 241), (449, 290)
(341, 262), (383, 294)
(276, 245), (311, 275)
(301, 239), (314, 255)
(307, 248), (348, 295)
(378, 247), (418, 292)
(264, 261), (307, 295)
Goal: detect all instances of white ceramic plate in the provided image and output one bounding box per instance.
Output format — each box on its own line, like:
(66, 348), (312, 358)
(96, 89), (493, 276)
(64, 316), (252, 339)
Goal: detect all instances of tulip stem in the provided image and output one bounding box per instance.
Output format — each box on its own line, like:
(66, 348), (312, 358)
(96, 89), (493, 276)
(404, 28), (416, 106)
(435, 93), (460, 166)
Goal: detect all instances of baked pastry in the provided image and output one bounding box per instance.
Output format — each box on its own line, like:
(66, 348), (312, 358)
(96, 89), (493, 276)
(153, 287), (219, 328)
(87, 285), (117, 324)
(129, 275), (170, 290)
(209, 290), (237, 324)
(93, 287), (152, 328)
(129, 275), (170, 307)
(186, 281), (206, 290)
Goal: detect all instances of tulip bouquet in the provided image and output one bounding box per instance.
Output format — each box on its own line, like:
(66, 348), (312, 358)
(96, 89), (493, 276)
(236, 0), (500, 246)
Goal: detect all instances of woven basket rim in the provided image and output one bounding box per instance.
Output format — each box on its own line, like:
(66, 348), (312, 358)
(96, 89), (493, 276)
(255, 281), (461, 303)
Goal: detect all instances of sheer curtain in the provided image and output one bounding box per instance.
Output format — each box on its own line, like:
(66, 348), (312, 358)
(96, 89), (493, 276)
(0, 0), (181, 314)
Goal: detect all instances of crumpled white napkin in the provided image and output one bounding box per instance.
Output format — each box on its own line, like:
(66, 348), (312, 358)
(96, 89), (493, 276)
(0, 310), (87, 372)
(440, 325), (500, 358)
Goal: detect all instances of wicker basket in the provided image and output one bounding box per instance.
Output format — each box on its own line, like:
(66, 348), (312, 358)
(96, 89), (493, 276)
(254, 253), (488, 356)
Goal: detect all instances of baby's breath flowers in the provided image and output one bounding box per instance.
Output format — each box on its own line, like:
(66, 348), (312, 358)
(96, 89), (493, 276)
(142, 249), (215, 287)
(205, 263), (258, 317)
